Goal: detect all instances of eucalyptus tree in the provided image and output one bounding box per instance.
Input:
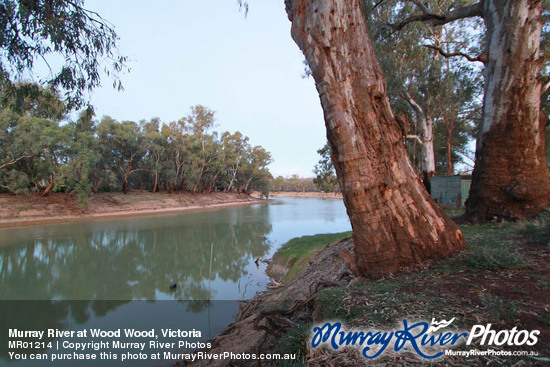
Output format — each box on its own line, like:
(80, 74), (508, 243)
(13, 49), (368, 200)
(96, 117), (145, 194)
(161, 120), (188, 192)
(178, 105), (218, 193)
(368, 0), (481, 186)
(272, 176), (285, 192)
(0, 0), (127, 109)
(383, 0), (550, 221)
(238, 146), (272, 194)
(285, 0), (466, 277)
(0, 85), (70, 195)
(313, 143), (338, 193)
(369, 4), (439, 189)
(434, 65), (480, 175)
(198, 138), (224, 193)
(0, 110), (55, 193)
(220, 131), (250, 192)
(59, 110), (100, 206)
(140, 118), (167, 193)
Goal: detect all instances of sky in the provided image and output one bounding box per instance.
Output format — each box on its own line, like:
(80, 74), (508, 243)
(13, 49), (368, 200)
(83, 0), (326, 178)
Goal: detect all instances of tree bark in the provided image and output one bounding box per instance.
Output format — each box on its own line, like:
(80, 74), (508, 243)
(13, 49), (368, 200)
(421, 119), (435, 191)
(41, 179), (55, 196)
(404, 94), (435, 191)
(445, 120), (454, 175)
(123, 159), (132, 194)
(465, 0), (550, 222)
(153, 171), (159, 193)
(285, 0), (465, 278)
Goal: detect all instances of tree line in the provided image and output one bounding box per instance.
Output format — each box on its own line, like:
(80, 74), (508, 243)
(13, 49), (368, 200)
(0, 92), (272, 205)
(271, 175), (319, 192)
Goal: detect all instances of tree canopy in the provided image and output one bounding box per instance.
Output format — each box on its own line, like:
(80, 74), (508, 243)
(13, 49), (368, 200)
(0, 91), (273, 205)
(0, 0), (127, 109)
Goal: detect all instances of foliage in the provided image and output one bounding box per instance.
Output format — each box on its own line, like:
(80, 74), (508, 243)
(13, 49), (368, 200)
(0, 107), (65, 194)
(364, 0), (482, 175)
(0, 89), (272, 202)
(271, 175), (317, 192)
(58, 110), (100, 206)
(0, 0), (127, 109)
(313, 143), (339, 193)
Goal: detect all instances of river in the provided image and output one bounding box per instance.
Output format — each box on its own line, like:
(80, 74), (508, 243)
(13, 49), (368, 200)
(0, 197), (350, 366)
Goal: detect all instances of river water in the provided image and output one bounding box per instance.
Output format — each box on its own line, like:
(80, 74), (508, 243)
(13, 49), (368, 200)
(0, 197), (350, 366)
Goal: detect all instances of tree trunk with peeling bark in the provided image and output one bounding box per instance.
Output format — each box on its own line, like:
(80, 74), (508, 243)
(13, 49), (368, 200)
(421, 119), (435, 190)
(465, 0), (550, 222)
(285, 0), (465, 278)
(404, 94), (435, 191)
(445, 109), (455, 176)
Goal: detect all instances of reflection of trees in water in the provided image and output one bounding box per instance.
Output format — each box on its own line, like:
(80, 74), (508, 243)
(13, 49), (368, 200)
(0, 207), (272, 301)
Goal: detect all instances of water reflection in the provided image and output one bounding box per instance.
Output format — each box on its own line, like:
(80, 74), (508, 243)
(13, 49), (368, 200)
(0, 205), (273, 301)
(0, 198), (350, 366)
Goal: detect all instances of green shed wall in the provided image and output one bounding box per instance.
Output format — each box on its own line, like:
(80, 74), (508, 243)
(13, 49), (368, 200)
(430, 175), (470, 207)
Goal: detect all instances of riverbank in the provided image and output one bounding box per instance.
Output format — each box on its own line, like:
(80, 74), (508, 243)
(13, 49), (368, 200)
(0, 192), (266, 227)
(254, 191), (343, 199)
(185, 212), (550, 366)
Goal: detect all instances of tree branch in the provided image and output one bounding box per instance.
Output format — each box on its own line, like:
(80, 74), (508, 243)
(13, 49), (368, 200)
(0, 154), (34, 170)
(386, 2), (483, 31)
(455, 147), (476, 166)
(406, 135), (424, 144)
(424, 44), (487, 64)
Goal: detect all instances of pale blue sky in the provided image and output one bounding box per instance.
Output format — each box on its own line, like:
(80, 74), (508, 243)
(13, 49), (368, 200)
(85, 0), (325, 178)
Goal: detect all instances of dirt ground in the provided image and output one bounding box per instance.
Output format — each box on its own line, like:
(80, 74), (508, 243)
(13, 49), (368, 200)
(0, 191), (265, 227)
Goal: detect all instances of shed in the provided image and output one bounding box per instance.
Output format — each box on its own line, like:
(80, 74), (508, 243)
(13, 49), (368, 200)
(430, 175), (471, 207)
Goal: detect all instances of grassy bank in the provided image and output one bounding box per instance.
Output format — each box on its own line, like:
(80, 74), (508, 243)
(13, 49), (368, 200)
(271, 210), (550, 365)
(272, 231), (352, 284)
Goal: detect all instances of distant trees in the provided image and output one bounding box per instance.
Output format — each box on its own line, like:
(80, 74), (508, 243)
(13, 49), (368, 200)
(271, 175), (317, 193)
(0, 96), (272, 204)
(313, 143), (339, 193)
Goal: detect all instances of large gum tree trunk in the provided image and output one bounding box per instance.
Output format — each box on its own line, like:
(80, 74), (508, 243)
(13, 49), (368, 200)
(285, 0), (465, 278)
(465, 0), (550, 222)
